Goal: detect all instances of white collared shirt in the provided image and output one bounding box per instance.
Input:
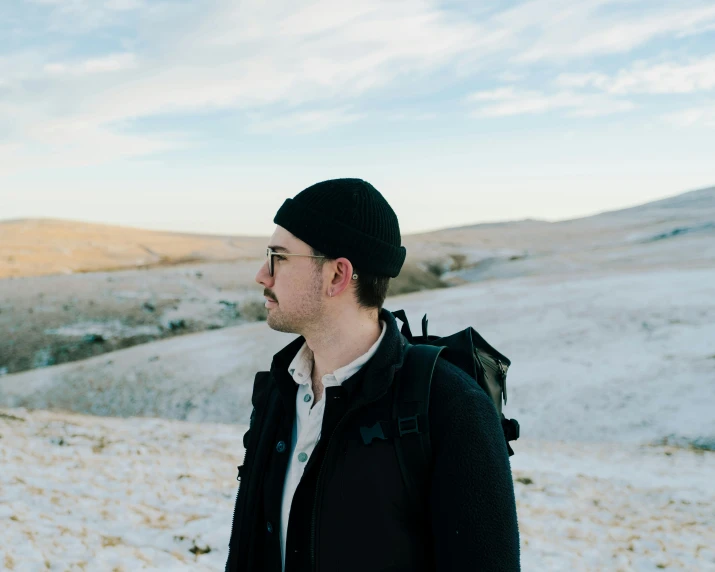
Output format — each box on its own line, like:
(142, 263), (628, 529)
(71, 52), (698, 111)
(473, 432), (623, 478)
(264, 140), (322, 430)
(280, 320), (387, 571)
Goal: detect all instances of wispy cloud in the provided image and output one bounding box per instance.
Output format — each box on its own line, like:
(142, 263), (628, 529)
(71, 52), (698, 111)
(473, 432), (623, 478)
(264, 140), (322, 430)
(387, 112), (438, 122)
(3, 0), (493, 171)
(44, 53), (136, 76)
(469, 87), (634, 117)
(28, 0), (144, 31)
(3, 0), (715, 174)
(556, 55), (715, 94)
(1, 121), (183, 175)
(664, 103), (715, 127)
(247, 107), (364, 134)
(509, 1), (715, 62)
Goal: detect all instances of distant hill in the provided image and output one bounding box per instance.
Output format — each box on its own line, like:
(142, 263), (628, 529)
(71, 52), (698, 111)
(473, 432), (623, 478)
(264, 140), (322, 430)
(589, 186), (715, 217)
(2, 186), (713, 279)
(0, 219), (266, 279)
(404, 187), (715, 274)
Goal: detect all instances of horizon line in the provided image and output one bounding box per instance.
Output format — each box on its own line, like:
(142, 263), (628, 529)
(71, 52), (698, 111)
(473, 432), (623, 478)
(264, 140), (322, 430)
(2, 183), (712, 238)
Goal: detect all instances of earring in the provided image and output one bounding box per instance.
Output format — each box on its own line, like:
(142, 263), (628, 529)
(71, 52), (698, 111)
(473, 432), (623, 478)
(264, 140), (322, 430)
(352, 273), (358, 280)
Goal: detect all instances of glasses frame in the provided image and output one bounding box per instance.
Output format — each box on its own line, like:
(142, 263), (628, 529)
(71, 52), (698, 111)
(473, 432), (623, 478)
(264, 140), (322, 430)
(266, 247), (326, 277)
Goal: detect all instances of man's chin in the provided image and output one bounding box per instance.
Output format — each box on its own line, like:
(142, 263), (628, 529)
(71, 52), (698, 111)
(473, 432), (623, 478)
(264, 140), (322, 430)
(265, 313), (296, 334)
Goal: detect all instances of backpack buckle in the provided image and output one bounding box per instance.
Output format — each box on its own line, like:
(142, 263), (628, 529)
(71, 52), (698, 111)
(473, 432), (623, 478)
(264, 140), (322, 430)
(360, 422), (387, 445)
(501, 417), (520, 441)
(397, 415), (420, 436)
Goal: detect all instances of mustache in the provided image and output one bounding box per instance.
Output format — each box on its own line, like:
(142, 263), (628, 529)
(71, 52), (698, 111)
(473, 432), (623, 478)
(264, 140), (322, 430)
(264, 289), (277, 302)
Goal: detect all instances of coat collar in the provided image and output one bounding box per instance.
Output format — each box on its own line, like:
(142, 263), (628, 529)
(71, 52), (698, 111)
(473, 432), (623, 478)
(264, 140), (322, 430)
(268, 308), (408, 414)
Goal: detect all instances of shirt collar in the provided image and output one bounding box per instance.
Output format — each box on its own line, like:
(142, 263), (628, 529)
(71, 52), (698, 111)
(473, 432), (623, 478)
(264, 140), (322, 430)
(287, 320), (387, 387)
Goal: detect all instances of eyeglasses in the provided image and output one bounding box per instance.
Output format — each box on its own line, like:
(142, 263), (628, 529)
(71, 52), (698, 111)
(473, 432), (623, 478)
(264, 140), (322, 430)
(266, 247), (326, 277)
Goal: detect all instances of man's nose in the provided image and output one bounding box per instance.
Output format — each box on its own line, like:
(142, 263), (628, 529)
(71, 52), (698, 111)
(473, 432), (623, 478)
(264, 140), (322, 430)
(255, 260), (273, 286)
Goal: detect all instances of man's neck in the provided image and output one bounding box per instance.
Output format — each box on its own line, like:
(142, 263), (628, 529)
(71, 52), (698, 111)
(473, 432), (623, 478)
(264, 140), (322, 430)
(310, 369), (325, 406)
(304, 310), (382, 403)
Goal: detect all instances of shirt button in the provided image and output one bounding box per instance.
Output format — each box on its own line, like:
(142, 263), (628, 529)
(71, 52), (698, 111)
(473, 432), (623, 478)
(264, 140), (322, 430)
(267, 521), (273, 533)
(276, 441), (286, 453)
(304, 394), (312, 402)
(298, 452), (308, 462)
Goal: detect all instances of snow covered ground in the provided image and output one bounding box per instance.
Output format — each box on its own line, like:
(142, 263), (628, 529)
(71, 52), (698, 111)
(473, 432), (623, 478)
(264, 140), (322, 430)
(3, 266), (713, 448)
(1, 265), (713, 570)
(1, 268), (714, 570)
(395, 266), (715, 448)
(0, 409), (243, 571)
(2, 408), (713, 571)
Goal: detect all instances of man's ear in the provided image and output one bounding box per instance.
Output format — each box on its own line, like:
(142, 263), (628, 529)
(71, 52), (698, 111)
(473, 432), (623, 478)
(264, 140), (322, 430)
(328, 257), (354, 296)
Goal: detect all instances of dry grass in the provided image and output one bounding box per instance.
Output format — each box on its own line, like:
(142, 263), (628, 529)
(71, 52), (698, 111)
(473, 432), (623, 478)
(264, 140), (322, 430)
(101, 535), (123, 548)
(0, 219), (265, 279)
(387, 261), (450, 297)
(0, 230), (454, 377)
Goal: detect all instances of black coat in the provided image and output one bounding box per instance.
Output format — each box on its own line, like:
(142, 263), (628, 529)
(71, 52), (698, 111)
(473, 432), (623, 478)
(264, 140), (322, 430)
(226, 308), (520, 572)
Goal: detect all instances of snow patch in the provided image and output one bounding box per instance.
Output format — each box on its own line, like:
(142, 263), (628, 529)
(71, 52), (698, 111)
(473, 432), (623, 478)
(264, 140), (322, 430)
(45, 320), (162, 339)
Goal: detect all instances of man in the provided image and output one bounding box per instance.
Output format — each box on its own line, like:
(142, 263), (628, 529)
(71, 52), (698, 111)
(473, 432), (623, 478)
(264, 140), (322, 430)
(225, 178), (520, 572)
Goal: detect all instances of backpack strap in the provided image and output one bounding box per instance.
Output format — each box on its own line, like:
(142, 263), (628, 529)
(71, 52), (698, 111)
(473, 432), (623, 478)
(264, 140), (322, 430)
(393, 343), (444, 518)
(391, 309), (415, 339)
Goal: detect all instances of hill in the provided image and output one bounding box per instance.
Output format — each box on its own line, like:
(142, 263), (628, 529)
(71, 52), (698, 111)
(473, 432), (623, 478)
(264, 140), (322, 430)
(2, 186), (713, 279)
(0, 218), (265, 279)
(1, 185), (712, 378)
(2, 265), (713, 450)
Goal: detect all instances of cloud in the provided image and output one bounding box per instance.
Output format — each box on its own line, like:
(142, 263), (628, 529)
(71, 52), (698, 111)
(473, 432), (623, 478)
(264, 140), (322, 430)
(664, 104), (715, 127)
(469, 87), (634, 117)
(387, 112), (438, 122)
(0, 120), (183, 176)
(44, 53), (136, 76)
(27, 0), (144, 31)
(557, 55), (715, 95)
(2, 0), (494, 173)
(0, 1), (470, 174)
(497, 71), (525, 83)
(247, 107), (364, 134)
(4, 0), (715, 173)
(510, 1), (715, 63)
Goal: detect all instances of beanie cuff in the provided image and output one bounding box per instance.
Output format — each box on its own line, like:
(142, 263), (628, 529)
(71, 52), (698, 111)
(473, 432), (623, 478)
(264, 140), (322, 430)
(274, 198), (406, 277)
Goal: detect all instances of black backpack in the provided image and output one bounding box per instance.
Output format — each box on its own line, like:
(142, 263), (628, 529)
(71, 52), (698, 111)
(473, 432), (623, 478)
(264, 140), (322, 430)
(386, 309), (520, 513)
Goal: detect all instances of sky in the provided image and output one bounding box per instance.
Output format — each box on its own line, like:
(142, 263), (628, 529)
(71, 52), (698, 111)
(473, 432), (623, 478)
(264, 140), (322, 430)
(1, 0), (714, 236)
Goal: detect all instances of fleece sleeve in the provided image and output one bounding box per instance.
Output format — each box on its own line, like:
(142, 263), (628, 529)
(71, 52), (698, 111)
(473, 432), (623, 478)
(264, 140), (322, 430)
(428, 359), (521, 571)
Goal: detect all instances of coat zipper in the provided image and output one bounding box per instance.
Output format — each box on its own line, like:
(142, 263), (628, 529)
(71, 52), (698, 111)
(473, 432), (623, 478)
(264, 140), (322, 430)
(479, 351), (509, 406)
(226, 447), (247, 569)
(227, 406), (257, 570)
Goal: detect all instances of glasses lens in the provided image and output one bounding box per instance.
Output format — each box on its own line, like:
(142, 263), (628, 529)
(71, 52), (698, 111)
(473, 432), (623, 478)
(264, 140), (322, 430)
(266, 248), (273, 276)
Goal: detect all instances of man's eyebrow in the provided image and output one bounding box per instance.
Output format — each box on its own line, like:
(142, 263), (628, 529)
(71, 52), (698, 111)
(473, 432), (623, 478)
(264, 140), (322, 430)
(268, 245), (291, 253)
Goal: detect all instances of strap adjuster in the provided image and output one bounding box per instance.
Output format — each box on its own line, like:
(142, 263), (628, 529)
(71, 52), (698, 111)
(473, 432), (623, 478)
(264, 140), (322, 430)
(501, 417), (520, 441)
(360, 421), (387, 445)
(398, 415), (420, 436)
(511, 419), (520, 440)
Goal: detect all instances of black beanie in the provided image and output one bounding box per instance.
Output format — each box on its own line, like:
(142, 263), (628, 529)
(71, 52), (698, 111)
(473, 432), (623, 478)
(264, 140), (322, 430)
(273, 178), (406, 278)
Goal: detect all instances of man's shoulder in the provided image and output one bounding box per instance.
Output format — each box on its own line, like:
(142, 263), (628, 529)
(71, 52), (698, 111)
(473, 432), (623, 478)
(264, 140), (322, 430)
(429, 355), (500, 424)
(431, 355), (482, 397)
